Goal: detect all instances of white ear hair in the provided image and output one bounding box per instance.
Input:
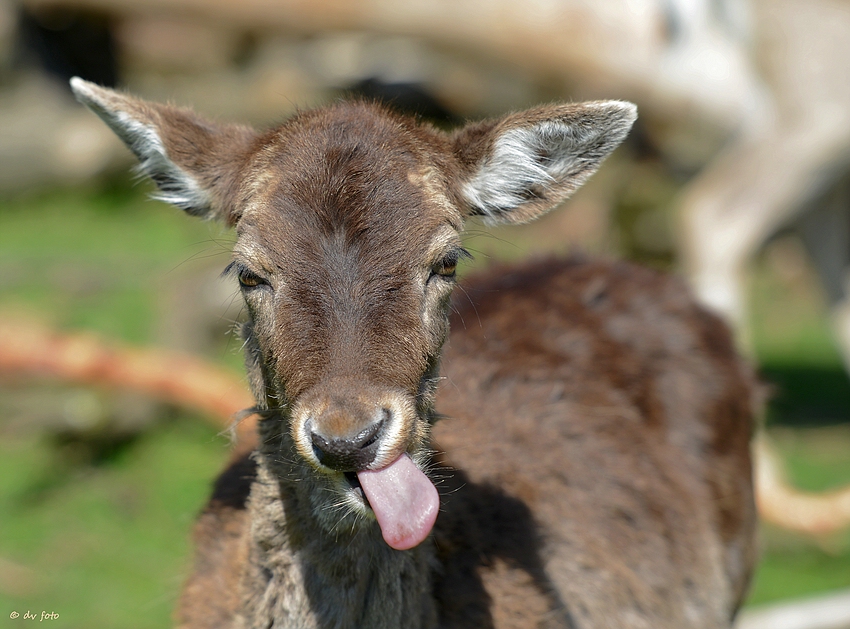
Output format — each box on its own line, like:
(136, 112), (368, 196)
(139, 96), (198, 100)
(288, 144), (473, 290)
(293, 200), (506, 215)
(461, 101), (637, 224)
(117, 112), (212, 214)
(70, 77), (212, 216)
(70, 77), (259, 221)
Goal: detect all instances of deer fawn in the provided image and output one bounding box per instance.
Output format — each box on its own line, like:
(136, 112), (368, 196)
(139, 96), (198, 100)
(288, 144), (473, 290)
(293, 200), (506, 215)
(71, 77), (756, 629)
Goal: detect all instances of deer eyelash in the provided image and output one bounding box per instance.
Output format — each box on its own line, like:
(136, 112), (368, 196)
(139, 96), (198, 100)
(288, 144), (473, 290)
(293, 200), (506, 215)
(223, 261), (270, 288)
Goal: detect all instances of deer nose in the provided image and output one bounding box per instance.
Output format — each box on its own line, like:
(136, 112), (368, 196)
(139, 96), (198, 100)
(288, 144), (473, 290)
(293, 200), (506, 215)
(310, 414), (387, 472)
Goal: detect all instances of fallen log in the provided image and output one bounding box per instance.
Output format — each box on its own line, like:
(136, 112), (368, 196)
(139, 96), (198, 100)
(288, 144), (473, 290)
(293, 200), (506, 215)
(21, 0), (759, 126)
(0, 317), (258, 446)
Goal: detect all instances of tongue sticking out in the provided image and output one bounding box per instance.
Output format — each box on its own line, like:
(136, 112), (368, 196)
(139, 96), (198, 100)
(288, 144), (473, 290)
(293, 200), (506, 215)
(356, 453), (439, 551)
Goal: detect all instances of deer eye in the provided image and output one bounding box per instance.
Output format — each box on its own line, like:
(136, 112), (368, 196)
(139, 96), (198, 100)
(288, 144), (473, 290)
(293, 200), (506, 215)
(238, 269), (267, 289)
(435, 259), (457, 277)
(429, 258), (456, 282)
(429, 248), (470, 282)
(224, 262), (269, 290)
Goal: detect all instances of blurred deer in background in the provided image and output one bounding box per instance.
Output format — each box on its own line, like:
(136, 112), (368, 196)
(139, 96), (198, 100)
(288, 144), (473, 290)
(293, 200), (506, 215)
(71, 77), (756, 629)
(17, 0), (850, 372)
(678, 0), (850, 362)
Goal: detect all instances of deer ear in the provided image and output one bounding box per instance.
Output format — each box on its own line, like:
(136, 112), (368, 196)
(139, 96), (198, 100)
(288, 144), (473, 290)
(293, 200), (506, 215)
(452, 101), (636, 224)
(70, 77), (256, 223)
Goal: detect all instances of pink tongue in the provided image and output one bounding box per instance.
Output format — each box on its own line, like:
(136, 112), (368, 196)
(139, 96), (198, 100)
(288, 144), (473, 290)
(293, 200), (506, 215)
(356, 454), (439, 550)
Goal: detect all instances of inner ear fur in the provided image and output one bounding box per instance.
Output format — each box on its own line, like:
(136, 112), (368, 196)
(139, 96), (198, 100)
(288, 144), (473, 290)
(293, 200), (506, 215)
(451, 101), (637, 224)
(70, 77), (257, 223)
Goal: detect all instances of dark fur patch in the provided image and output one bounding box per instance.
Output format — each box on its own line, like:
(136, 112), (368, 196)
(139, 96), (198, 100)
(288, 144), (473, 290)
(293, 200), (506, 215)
(206, 451), (257, 511)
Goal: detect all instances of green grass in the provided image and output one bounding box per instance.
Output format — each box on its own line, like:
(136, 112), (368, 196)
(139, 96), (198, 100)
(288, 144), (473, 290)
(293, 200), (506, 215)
(748, 536), (850, 606)
(1, 184), (239, 626)
(0, 418), (229, 629)
(2, 184), (850, 624)
(746, 425), (850, 606)
(743, 239), (850, 606)
(0, 182), (234, 344)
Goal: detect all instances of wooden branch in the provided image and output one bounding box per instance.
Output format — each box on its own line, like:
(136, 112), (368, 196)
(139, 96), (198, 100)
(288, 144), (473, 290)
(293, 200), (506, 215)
(754, 433), (850, 536)
(0, 318), (258, 446)
(3, 317), (850, 536)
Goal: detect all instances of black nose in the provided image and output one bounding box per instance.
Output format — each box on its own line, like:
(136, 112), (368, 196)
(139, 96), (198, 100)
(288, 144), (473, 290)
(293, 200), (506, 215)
(310, 417), (386, 472)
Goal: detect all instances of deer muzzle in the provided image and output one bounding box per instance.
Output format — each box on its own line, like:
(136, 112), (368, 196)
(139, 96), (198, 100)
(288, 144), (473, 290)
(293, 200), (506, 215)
(293, 380), (439, 550)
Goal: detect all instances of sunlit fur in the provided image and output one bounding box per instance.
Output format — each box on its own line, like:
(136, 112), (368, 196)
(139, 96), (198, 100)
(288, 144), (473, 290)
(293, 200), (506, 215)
(70, 77), (756, 629)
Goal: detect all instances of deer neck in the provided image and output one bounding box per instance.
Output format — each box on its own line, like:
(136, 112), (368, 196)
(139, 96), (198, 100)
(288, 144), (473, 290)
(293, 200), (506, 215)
(238, 413), (438, 629)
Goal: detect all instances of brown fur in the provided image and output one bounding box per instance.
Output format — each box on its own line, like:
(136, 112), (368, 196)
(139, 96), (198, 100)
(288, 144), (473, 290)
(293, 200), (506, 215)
(69, 78), (757, 629)
(433, 257), (756, 627)
(176, 258), (756, 629)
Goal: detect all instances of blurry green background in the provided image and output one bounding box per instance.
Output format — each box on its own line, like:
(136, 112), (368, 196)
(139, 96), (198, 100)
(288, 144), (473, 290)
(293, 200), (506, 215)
(2, 170), (849, 629)
(1, 1), (849, 627)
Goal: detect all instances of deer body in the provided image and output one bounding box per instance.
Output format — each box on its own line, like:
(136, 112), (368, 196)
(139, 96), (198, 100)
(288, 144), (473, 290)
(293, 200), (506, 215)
(70, 78), (756, 629)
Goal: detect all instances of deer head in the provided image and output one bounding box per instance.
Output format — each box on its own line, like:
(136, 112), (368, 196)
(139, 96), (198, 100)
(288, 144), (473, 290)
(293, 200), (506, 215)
(71, 77), (635, 550)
